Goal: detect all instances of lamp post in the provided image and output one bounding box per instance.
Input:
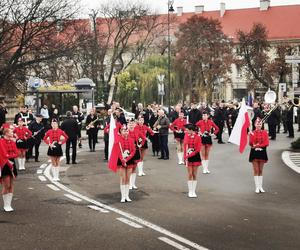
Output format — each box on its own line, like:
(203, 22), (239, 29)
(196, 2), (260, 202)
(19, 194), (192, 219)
(167, 0), (174, 115)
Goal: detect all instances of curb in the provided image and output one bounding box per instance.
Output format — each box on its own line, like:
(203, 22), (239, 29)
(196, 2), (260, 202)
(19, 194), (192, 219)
(281, 151), (300, 174)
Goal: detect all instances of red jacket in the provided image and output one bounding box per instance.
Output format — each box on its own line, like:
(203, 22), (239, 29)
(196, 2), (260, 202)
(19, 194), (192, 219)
(43, 128), (68, 145)
(117, 135), (136, 164)
(170, 118), (187, 132)
(128, 129), (139, 144)
(104, 121), (122, 134)
(195, 119), (219, 135)
(134, 124), (154, 147)
(183, 133), (202, 160)
(0, 138), (18, 171)
(249, 129), (269, 148)
(13, 126), (32, 140)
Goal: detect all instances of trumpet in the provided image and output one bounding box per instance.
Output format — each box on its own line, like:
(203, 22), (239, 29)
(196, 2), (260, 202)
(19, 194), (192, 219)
(292, 97), (300, 107)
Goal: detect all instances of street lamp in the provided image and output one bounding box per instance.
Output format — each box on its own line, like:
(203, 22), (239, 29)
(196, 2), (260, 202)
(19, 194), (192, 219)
(168, 0), (174, 115)
(157, 74), (165, 105)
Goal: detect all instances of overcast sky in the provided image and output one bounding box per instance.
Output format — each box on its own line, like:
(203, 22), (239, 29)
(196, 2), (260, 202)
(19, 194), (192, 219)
(79, 0), (300, 16)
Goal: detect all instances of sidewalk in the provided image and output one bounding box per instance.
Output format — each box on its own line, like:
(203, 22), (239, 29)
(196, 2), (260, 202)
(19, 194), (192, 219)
(282, 151), (300, 174)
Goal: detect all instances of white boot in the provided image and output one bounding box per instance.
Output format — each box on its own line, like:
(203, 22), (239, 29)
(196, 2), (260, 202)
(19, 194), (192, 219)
(131, 173), (138, 189)
(120, 185), (126, 203)
(192, 181), (198, 198)
(129, 175), (133, 190)
(258, 176), (265, 193)
(254, 176), (260, 193)
(52, 167), (60, 181)
(17, 158), (24, 170)
(125, 185), (132, 202)
(202, 160), (207, 174)
(22, 158), (26, 170)
(141, 161), (145, 176)
(179, 152), (184, 164)
(187, 181), (193, 198)
(206, 160), (210, 174)
(137, 162), (143, 176)
(177, 152), (181, 165)
(3, 193), (13, 212)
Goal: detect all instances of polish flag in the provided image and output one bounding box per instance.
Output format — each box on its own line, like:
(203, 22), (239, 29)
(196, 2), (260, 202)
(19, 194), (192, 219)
(108, 114), (120, 172)
(228, 99), (251, 153)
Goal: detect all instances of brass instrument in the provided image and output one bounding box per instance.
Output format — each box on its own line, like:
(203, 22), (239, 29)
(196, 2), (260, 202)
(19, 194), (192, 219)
(86, 117), (100, 130)
(292, 97), (300, 107)
(261, 88), (277, 123)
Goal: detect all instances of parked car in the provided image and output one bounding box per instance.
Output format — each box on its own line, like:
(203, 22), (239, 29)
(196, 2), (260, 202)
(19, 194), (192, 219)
(120, 107), (135, 120)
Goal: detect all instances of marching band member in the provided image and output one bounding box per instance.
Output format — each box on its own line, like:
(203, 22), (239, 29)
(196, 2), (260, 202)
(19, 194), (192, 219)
(117, 125), (136, 202)
(183, 124), (202, 198)
(170, 110), (187, 165)
(13, 118), (32, 170)
(249, 117), (269, 193)
(128, 119), (140, 190)
(72, 105), (84, 148)
(134, 116), (154, 176)
(0, 126), (19, 212)
(86, 109), (99, 152)
(43, 119), (68, 181)
(196, 112), (219, 174)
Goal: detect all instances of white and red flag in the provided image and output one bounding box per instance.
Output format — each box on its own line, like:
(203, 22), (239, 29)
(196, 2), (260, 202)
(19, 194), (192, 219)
(108, 114), (120, 172)
(228, 99), (252, 153)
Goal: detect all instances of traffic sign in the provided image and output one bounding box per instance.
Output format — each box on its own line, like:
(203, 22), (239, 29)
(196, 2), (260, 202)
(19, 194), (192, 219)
(279, 83), (286, 92)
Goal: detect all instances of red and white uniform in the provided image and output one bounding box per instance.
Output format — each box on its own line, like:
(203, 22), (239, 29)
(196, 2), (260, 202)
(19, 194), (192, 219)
(134, 124), (154, 147)
(249, 130), (269, 148)
(13, 126), (32, 140)
(117, 135), (136, 168)
(0, 138), (18, 173)
(170, 118), (187, 141)
(43, 129), (68, 145)
(183, 133), (202, 167)
(195, 119), (219, 135)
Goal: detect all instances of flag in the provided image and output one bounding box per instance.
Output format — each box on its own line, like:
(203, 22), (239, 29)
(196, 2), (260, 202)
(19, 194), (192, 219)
(108, 114), (119, 172)
(228, 99), (251, 153)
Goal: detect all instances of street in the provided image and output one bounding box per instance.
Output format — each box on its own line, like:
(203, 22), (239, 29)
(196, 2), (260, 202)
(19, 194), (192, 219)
(1, 132), (300, 250)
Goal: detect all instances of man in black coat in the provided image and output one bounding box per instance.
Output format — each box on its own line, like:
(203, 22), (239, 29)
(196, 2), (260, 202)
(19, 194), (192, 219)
(188, 103), (202, 125)
(286, 101), (294, 138)
(61, 111), (79, 164)
(213, 102), (226, 144)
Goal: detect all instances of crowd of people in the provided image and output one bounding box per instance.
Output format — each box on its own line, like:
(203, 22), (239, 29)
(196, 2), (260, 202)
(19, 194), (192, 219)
(0, 98), (298, 211)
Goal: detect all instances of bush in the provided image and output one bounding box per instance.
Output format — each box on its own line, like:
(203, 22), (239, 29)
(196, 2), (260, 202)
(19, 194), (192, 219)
(291, 137), (300, 149)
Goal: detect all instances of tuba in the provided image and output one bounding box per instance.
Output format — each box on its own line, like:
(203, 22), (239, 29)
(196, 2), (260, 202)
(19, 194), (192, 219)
(261, 88), (277, 123)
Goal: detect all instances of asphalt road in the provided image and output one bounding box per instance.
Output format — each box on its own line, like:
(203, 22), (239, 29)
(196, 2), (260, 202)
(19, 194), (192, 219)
(1, 131), (300, 250)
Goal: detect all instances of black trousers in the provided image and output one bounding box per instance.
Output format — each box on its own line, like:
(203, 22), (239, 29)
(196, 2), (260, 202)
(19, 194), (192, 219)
(26, 141), (41, 160)
(66, 138), (77, 163)
(216, 122), (224, 142)
(150, 134), (160, 154)
(104, 137), (109, 160)
(159, 134), (169, 158)
(88, 129), (97, 150)
(268, 123), (276, 139)
(286, 121), (294, 137)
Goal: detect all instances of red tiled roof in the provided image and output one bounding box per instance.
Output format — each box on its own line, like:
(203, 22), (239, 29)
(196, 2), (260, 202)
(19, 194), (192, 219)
(173, 5), (300, 41)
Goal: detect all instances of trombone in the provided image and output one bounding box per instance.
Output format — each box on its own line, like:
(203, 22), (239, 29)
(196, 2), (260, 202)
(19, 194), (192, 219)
(261, 89), (278, 123)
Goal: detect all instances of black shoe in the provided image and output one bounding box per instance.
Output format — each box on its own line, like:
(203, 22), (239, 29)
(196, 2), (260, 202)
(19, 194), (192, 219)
(78, 143), (82, 148)
(35, 159), (40, 162)
(66, 162), (70, 164)
(218, 141), (225, 144)
(164, 157), (169, 160)
(283, 131), (287, 134)
(270, 138), (276, 140)
(158, 157), (165, 159)
(72, 161), (77, 164)
(90, 149), (93, 152)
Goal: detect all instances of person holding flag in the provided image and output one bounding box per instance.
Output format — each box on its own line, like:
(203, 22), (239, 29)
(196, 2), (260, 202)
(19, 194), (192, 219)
(249, 118), (269, 193)
(183, 124), (202, 198)
(0, 125), (19, 212)
(108, 116), (136, 203)
(196, 112), (219, 174)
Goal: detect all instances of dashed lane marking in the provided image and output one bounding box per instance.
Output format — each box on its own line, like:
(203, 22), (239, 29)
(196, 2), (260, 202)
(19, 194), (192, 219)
(47, 184), (60, 191)
(158, 237), (191, 250)
(40, 164), (47, 169)
(116, 217), (143, 229)
(87, 205), (109, 213)
(43, 164), (209, 250)
(64, 193), (82, 202)
(37, 169), (43, 174)
(38, 176), (47, 182)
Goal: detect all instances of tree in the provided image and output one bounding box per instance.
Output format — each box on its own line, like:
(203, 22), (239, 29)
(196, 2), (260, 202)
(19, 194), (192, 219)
(71, 1), (166, 104)
(175, 15), (233, 102)
(0, 0), (79, 95)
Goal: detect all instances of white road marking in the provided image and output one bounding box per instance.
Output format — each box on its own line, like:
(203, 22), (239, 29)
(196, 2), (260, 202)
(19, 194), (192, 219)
(38, 176), (47, 182)
(88, 205), (109, 213)
(47, 184), (60, 191)
(43, 164), (209, 250)
(116, 217), (143, 229)
(158, 237), (190, 250)
(64, 193), (82, 202)
(40, 164), (47, 169)
(37, 169), (43, 174)
(282, 151), (300, 174)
